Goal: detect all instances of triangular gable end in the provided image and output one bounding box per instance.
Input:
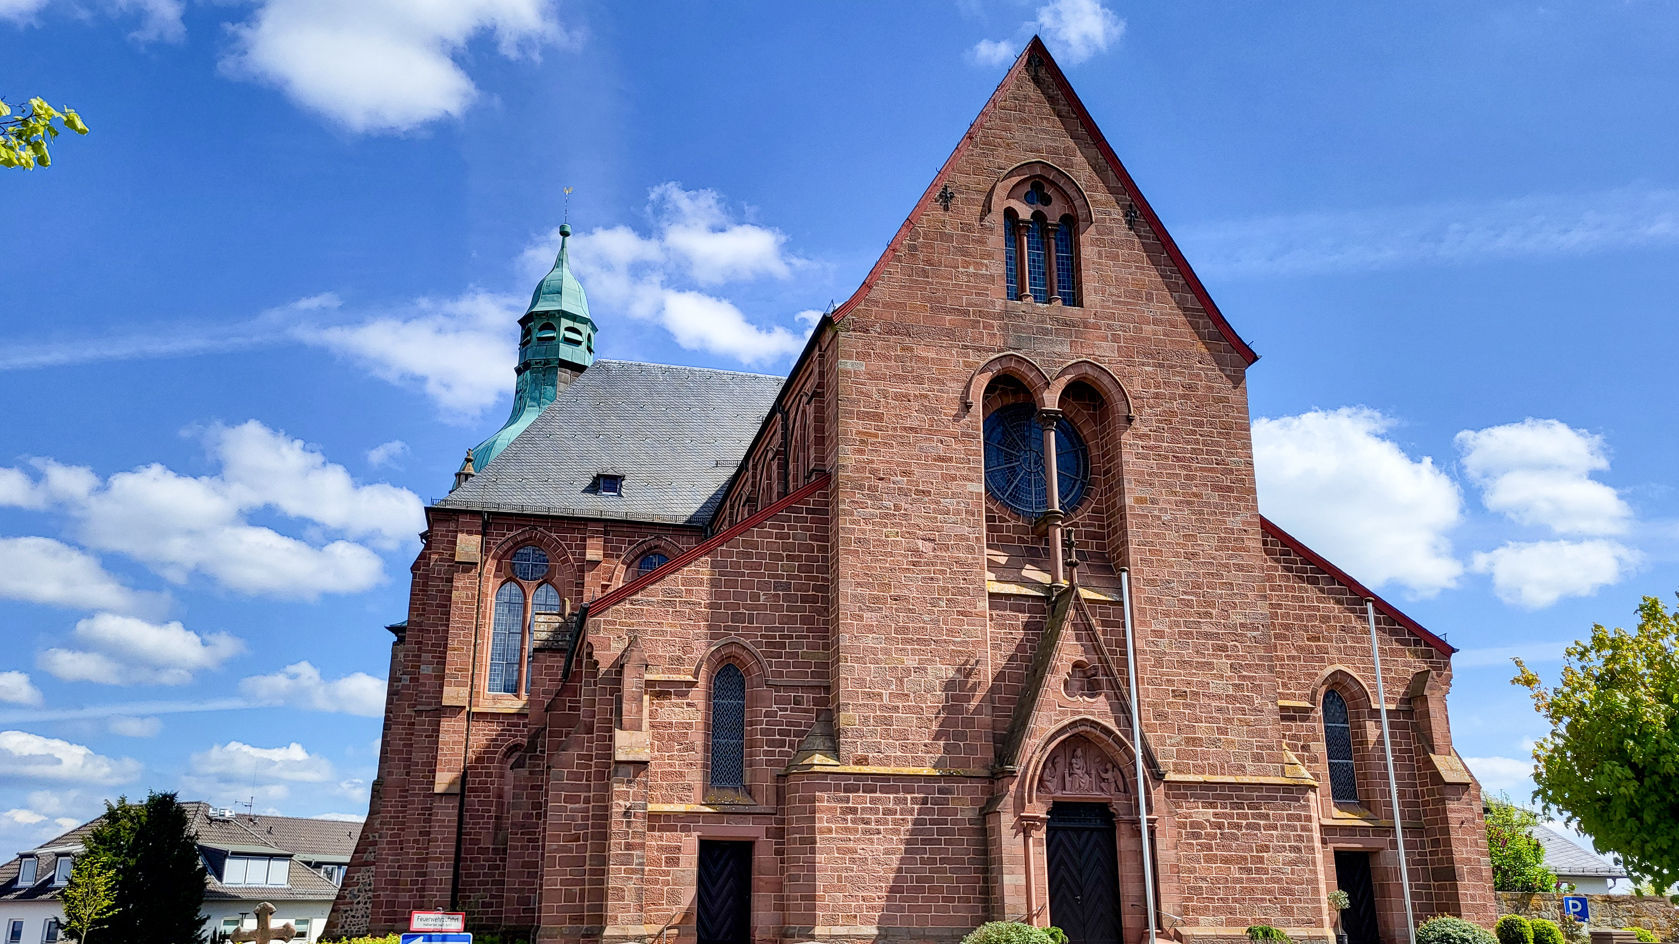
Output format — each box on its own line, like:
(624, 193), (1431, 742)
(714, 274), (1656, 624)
(829, 35), (1258, 366)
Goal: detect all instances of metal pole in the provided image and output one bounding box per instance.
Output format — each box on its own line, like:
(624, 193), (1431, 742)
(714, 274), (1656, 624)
(1120, 569), (1158, 944)
(1367, 598), (1416, 944)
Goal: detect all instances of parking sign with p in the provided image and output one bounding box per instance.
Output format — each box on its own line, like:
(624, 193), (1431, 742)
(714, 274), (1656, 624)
(1562, 895), (1590, 923)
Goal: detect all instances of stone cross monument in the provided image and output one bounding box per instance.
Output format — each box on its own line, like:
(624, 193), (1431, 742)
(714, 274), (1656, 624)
(230, 902), (296, 944)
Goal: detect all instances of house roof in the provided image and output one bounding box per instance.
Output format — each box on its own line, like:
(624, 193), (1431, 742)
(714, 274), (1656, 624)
(0, 802), (361, 904)
(437, 359), (784, 526)
(1532, 823), (1627, 879)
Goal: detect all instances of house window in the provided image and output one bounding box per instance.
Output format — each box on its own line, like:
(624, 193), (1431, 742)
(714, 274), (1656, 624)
(16, 857), (35, 886)
(487, 582), (525, 695)
(708, 664), (747, 793)
(635, 552), (668, 577)
(594, 474), (623, 495)
(1002, 178), (1080, 305)
(220, 918), (239, 940)
(223, 855), (289, 887)
(1323, 690), (1360, 805)
(51, 856), (72, 886)
(40, 920), (58, 944)
(7, 919), (22, 944)
(292, 917), (310, 940)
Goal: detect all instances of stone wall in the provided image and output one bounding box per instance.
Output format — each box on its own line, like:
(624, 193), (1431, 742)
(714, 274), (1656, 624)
(1500, 894), (1679, 941)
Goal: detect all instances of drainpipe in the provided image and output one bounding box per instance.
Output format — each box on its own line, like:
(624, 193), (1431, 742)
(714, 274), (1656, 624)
(1120, 568), (1158, 944)
(1367, 598), (1416, 943)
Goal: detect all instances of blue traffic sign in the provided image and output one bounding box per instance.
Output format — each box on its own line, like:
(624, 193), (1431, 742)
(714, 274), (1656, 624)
(401, 935), (471, 944)
(1562, 896), (1590, 923)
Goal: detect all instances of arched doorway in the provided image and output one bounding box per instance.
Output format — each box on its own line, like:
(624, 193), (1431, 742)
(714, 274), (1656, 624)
(1036, 736), (1129, 944)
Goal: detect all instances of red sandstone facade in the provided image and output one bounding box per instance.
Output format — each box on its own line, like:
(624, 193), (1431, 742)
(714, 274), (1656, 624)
(330, 39), (1495, 944)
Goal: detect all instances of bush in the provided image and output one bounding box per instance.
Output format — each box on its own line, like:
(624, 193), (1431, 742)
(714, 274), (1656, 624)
(961, 923), (1056, 944)
(1497, 915), (1535, 944)
(1418, 916), (1499, 944)
(1624, 929), (1658, 944)
(1531, 919), (1564, 944)
(1248, 926), (1294, 944)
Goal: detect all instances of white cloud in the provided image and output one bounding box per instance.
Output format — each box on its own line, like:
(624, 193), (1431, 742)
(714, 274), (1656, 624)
(1456, 418), (1631, 536)
(185, 740), (333, 804)
(971, 0), (1123, 68)
(366, 440), (409, 468)
(1253, 407), (1464, 596)
(310, 811), (367, 823)
(1471, 539), (1641, 609)
(0, 536), (163, 615)
(0, 0), (49, 23)
(0, 672), (42, 707)
(0, 730), (140, 784)
(1036, 0), (1124, 63)
(1181, 185), (1679, 279)
(240, 662), (386, 718)
(1452, 640), (1574, 669)
(39, 613), (244, 686)
(1464, 755), (1538, 797)
(2, 420), (421, 599)
(223, 0), (570, 133)
(524, 183), (810, 367)
(0, 0), (181, 41)
(296, 291), (520, 418)
(108, 716), (162, 738)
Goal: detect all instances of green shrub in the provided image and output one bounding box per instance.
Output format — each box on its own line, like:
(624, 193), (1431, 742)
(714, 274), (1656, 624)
(1497, 915), (1535, 944)
(1248, 925), (1294, 944)
(1623, 929), (1658, 944)
(1418, 916), (1499, 944)
(1045, 928), (1068, 944)
(961, 922), (1056, 944)
(1531, 919), (1564, 944)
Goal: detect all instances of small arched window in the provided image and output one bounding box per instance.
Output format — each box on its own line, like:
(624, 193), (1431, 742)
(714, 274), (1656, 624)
(562, 325), (584, 345)
(636, 552), (669, 577)
(534, 322), (557, 342)
(1323, 690), (1360, 805)
(1001, 178), (1080, 306)
(488, 582), (525, 695)
(709, 664), (747, 792)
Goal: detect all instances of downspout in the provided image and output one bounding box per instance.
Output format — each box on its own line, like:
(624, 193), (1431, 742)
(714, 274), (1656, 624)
(1366, 598), (1416, 943)
(1119, 569), (1158, 944)
(450, 511), (491, 910)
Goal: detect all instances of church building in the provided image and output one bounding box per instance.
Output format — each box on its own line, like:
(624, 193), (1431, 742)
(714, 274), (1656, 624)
(329, 39), (1496, 944)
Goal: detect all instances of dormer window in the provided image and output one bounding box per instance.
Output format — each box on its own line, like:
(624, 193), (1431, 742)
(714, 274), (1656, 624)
(52, 855), (72, 886)
(17, 856), (36, 886)
(595, 474), (623, 495)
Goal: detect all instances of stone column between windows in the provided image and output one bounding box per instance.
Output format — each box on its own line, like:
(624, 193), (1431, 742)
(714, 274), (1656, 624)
(1038, 409), (1066, 586)
(1015, 220), (1031, 301)
(1045, 221), (1060, 305)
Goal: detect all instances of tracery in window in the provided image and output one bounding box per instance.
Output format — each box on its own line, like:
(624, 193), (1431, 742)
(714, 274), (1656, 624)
(511, 546), (549, 581)
(488, 582), (525, 695)
(1001, 178), (1081, 306)
(709, 663), (747, 792)
(1323, 689), (1360, 805)
(982, 403), (1090, 517)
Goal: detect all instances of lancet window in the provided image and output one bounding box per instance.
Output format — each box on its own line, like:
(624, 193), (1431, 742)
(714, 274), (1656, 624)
(1323, 689), (1360, 805)
(1002, 179), (1080, 305)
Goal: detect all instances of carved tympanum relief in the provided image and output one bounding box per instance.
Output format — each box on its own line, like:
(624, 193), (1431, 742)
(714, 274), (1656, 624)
(1037, 737), (1125, 798)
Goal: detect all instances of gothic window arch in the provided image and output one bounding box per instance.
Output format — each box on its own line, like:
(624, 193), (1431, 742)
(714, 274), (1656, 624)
(709, 663), (747, 794)
(1003, 178), (1080, 306)
(1323, 689), (1360, 805)
(636, 552), (669, 577)
(528, 583), (562, 689)
(982, 403), (1090, 517)
(488, 582), (525, 695)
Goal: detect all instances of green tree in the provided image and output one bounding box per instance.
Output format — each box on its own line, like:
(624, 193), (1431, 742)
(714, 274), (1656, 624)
(81, 792), (207, 944)
(1485, 797), (1558, 891)
(1515, 594), (1679, 890)
(1, 97), (88, 169)
(60, 854), (118, 943)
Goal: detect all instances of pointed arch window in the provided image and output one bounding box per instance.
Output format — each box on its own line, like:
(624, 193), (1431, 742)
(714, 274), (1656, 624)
(1001, 179), (1080, 306)
(488, 582), (525, 695)
(1323, 689), (1360, 805)
(528, 583), (562, 692)
(636, 552), (669, 577)
(709, 664), (747, 792)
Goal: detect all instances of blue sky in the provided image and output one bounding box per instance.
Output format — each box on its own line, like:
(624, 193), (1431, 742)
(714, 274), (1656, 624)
(3, 0), (1676, 865)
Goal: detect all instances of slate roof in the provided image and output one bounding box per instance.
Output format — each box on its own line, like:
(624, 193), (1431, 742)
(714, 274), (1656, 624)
(437, 359), (785, 526)
(0, 802), (361, 904)
(1532, 823), (1627, 879)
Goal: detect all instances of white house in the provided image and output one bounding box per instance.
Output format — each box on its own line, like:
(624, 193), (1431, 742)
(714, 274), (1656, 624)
(1532, 822), (1631, 894)
(0, 802), (360, 944)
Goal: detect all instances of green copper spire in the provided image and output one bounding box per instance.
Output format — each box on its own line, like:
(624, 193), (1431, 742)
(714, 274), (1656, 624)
(462, 224), (597, 478)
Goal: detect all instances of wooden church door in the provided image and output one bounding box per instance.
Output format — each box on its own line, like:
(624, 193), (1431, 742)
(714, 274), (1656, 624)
(1334, 850), (1382, 944)
(696, 840), (753, 944)
(1046, 802), (1123, 944)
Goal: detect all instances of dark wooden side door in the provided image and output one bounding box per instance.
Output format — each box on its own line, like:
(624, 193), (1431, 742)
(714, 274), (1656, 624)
(1334, 850), (1381, 944)
(697, 840), (753, 944)
(1046, 802), (1123, 944)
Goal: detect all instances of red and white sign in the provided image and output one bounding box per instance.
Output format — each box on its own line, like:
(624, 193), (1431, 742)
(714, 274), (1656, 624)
(410, 912), (467, 932)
